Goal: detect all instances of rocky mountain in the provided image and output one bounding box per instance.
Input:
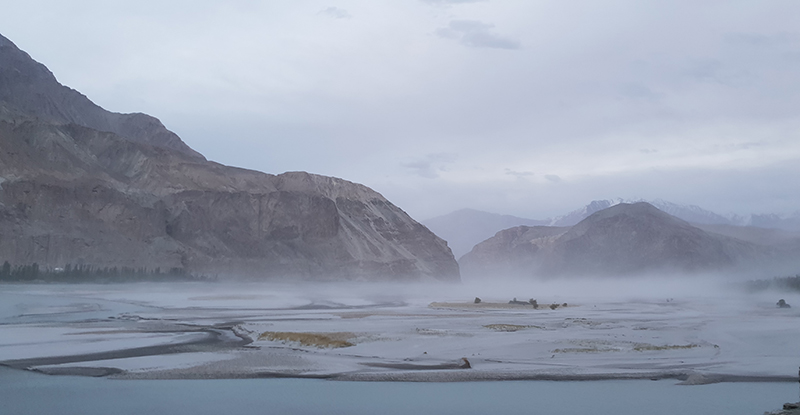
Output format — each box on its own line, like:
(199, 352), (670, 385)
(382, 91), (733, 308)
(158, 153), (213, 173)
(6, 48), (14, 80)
(0, 33), (459, 281)
(547, 199), (622, 227)
(550, 198), (800, 231)
(548, 198), (734, 227)
(423, 199), (739, 260)
(460, 202), (781, 280)
(421, 209), (547, 259)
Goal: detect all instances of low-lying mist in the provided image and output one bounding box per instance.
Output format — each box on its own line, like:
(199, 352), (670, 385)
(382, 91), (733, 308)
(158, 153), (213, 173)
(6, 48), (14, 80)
(36, 270), (796, 312)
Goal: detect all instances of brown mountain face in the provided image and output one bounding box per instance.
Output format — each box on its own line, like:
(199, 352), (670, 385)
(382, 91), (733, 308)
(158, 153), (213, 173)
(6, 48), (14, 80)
(460, 202), (774, 279)
(0, 34), (459, 281)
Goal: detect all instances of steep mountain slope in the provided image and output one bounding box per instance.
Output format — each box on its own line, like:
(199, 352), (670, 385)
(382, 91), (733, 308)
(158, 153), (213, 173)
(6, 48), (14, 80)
(460, 203), (772, 279)
(693, 223), (800, 247)
(0, 34), (201, 159)
(539, 202), (760, 276)
(0, 33), (459, 281)
(547, 198), (734, 227)
(422, 209), (547, 259)
(425, 199), (738, 258)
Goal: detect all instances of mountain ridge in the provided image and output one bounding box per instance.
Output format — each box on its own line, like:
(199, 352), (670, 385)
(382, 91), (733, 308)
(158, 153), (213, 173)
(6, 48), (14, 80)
(0, 33), (203, 160)
(459, 202), (782, 280)
(425, 198), (799, 260)
(0, 32), (459, 282)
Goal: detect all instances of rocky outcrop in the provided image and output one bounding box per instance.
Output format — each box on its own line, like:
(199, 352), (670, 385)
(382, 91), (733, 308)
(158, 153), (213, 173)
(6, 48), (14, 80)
(0, 33), (459, 281)
(460, 202), (772, 279)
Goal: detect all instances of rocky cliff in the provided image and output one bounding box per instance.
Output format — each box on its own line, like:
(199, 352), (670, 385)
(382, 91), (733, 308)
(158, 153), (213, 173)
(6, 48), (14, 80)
(460, 202), (774, 279)
(0, 33), (459, 281)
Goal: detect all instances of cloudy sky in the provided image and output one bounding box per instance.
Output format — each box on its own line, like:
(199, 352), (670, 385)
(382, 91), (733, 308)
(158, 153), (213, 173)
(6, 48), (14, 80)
(2, 0), (800, 220)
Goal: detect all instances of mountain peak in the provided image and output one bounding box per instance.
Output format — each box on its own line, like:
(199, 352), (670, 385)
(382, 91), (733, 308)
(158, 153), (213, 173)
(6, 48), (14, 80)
(0, 31), (204, 160)
(0, 33), (14, 47)
(460, 201), (769, 279)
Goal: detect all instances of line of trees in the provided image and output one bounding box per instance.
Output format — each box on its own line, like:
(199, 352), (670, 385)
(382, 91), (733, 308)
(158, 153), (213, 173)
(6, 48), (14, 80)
(745, 274), (800, 293)
(0, 261), (215, 283)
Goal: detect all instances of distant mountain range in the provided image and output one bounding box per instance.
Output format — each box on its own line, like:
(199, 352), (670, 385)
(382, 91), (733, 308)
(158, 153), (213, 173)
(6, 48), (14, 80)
(551, 198), (800, 230)
(424, 199), (800, 259)
(459, 202), (797, 280)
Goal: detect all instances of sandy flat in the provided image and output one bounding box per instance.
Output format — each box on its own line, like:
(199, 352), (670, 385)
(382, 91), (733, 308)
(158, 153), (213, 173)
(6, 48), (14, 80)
(1, 282), (798, 383)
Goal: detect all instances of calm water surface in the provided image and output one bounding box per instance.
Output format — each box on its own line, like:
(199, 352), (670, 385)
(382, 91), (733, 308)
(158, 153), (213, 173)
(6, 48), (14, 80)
(0, 367), (796, 415)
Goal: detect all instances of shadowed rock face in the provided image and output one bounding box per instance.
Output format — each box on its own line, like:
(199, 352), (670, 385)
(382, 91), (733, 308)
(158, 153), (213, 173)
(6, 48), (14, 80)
(0, 33), (459, 281)
(460, 202), (770, 279)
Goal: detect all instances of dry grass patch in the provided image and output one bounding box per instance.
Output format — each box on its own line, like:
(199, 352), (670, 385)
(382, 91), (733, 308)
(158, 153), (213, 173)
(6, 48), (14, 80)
(258, 331), (355, 348)
(483, 324), (542, 332)
(430, 302), (533, 310)
(430, 301), (575, 310)
(552, 347), (616, 353)
(337, 312), (376, 319)
(633, 343), (699, 352)
(553, 340), (619, 354)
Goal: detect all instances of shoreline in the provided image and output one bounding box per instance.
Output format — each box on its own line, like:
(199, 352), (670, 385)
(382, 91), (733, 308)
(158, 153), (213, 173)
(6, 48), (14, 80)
(3, 361), (795, 384)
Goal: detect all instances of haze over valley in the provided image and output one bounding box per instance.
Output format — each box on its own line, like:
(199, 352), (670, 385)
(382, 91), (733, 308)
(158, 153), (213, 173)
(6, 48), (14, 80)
(2, 2), (800, 413)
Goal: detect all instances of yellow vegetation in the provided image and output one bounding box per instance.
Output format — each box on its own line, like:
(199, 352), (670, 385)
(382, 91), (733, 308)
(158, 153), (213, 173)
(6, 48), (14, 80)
(633, 343), (699, 352)
(552, 347), (614, 353)
(483, 324), (542, 332)
(258, 331), (355, 348)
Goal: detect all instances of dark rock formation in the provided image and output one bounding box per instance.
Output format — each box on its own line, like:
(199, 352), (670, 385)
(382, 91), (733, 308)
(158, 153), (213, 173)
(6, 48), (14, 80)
(461, 202), (772, 279)
(777, 299), (791, 308)
(0, 33), (459, 281)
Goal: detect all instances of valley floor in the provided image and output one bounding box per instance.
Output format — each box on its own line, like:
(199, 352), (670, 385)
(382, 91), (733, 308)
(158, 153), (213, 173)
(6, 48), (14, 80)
(0, 280), (798, 383)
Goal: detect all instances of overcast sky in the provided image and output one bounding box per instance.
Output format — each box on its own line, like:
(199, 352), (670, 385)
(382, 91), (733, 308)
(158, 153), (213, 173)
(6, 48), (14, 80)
(2, 0), (800, 220)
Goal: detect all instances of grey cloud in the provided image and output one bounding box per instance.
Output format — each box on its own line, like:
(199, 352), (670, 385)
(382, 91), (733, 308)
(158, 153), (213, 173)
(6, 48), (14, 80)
(403, 153), (457, 179)
(724, 32), (799, 48)
(505, 169), (534, 179)
(544, 174), (561, 183)
(736, 141), (765, 150)
(319, 7), (351, 19)
(684, 59), (755, 88)
(436, 20), (520, 50)
(10, 1), (800, 222)
(618, 83), (662, 100)
(404, 161), (439, 179)
(422, 0), (486, 4)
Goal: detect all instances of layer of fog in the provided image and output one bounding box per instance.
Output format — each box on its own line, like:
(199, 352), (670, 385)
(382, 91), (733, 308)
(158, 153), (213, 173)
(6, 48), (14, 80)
(13, 272), (791, 312)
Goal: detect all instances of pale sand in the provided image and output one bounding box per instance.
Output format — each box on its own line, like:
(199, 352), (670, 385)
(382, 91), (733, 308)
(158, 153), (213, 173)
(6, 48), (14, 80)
(3, 286), (799, 384)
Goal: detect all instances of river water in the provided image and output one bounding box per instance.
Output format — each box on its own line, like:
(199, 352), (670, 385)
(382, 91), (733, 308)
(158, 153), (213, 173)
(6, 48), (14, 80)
(1, 367), (796, 415)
